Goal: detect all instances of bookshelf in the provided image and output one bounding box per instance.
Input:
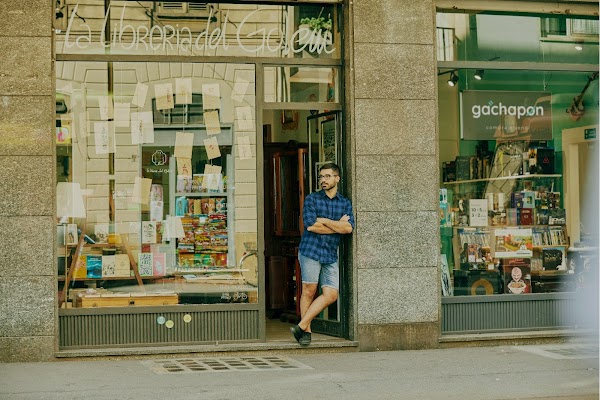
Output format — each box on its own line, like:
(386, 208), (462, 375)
(443, 174), (562, 185)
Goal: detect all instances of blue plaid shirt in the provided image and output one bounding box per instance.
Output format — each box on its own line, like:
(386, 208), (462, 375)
(299, 190), (355, 264)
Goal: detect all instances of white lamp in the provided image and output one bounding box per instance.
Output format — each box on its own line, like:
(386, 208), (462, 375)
(56, 182), (87, 219)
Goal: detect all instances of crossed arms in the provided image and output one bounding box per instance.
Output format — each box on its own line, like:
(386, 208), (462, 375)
(307, 215), (353, 235)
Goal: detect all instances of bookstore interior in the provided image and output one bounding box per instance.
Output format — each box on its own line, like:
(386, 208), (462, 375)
(437, 13), (599, 299)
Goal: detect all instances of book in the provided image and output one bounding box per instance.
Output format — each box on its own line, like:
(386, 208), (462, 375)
(503, 261), (531, 294)
(494, 228), (533, 258)
(86, 255), (102, 279)
(66, 224), (78, 245)
(520, 208), (533, 225)
(153, 253), (166, 277)
(94, 224), (109, 244)
(455, 156), (470, 181)
(176, 175), (192, 193)
(138, 253), (153, 276)
(102, 255), (116, 277)
(74, 255), (88, 279)
(114, 254), (130, 277)
(141, 221), (157, 244)
(522, 191), (535, 209)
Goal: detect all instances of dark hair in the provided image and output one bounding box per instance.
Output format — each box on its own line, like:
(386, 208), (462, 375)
(319, 163), (341, 177)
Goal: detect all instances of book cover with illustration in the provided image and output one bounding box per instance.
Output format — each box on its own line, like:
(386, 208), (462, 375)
(102, 255), (116, 277)
(494, 228), (533, 258)
(141, 221), (157, 244)
(138, 252), (153, 276)
(503, 260), (531, 294)
(86, 255), (102, 279)
(73, 255), (88, 279)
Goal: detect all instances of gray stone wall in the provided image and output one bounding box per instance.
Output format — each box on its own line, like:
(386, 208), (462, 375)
(0, 0), (56, 362)
(349, 0), (441, 350)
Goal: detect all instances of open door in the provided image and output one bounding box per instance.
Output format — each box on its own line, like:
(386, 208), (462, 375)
(305, 111), (346, 337)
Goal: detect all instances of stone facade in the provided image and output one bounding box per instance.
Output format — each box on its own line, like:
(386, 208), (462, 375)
(349, 0), (441, 350)
(0, 0), (56, 361)
(0, 0), (443, 361)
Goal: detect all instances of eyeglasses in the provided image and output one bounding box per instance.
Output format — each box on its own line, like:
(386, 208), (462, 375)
(318, 174), (338, 181)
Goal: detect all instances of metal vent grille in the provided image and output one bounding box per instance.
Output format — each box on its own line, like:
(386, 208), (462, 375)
(60, 310), (259, 349)
(142, 356), (312, 374)
(442, 296), (576, 334)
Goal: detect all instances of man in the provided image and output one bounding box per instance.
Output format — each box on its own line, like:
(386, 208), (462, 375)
(290, 163), (354, 346)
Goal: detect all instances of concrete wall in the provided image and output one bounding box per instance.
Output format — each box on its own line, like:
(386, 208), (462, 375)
(0, 0), (56, 361)
(349, 0), (441, 350)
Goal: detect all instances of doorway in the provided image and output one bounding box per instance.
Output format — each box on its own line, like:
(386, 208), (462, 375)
(262, 109), (346, 341)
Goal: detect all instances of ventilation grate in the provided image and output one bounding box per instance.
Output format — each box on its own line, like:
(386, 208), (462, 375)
(515, 344), (599, 360)
(142, 356), (312, 374)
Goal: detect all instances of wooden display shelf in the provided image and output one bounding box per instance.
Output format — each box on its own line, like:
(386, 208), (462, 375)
(173, 268), (248, 275)
(175, 192), (227, 197)
(59, 275), (165, 282)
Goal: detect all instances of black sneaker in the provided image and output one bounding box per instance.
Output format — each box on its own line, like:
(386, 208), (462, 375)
(299, 332), (311, 346)
(290, 324), (304, 343)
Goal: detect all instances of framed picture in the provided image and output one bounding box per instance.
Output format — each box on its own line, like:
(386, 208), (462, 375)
(320, 118), (337, 164)
(66, 224), (78, 245)
(440, 254), (453, 296)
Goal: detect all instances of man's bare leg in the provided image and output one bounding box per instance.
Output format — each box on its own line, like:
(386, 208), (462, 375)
(297, 286), (338, 332)
(299, 283), (318, 333)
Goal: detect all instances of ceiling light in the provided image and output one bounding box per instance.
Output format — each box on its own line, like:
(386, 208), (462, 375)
(575, 43), (583, 51)
(474, 69), (484, 80)
(447, 72), (459, 87)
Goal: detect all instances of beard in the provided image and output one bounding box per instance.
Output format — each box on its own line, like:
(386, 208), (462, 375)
(321, 181), (337, 191)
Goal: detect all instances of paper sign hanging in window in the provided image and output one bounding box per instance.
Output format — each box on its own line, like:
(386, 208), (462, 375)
(114, 102), (131, 127)
(176, 78), (193, 104)
(469, 199), (489, 227)
(204, 110), (221, 135)
(202, 83), (221, 110)
(204, 137), (221, 160)
(174, 131), (194, 159)
(238, 135), (252, 160)
(236, 107), (254, 131)
(94, 121), (115, 154)
(132, 82), (149, 108)
(231, 79), (250, 103)
(155, 83), (174, 110)
(98, 96), (114, 121)
(131, 111), (154, 144)
(132, 177), (153, 205)
(177, 158), (192, 177)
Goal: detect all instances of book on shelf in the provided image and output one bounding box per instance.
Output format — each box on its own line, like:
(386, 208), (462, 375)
(86, 255), (102, 278)
(102, 255), (116, 277)
(138, 252), (153, 276)
(74, 255), (88, 279)
(114, 254), (130, 277)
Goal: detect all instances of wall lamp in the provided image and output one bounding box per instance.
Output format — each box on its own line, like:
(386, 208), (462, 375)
(474, 69), (484, 80)
(447, 71), (459, 87)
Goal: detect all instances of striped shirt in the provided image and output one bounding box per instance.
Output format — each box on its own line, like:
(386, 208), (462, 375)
(299, 190), (355, 264)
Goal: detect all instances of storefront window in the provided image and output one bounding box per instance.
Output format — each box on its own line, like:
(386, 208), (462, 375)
(437, 13), (598, 64)
(54, 1), (341, 59)
(56, 61), (258, 307)
(437, 13), (599, 297)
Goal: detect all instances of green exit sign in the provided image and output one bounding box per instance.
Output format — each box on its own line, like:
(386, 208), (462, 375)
(585, 128), (596, 140)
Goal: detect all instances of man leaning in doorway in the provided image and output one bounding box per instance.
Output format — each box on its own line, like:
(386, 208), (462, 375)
(291, 163), (354, 346)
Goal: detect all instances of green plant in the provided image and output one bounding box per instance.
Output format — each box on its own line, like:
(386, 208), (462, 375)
(300, 16), (332, 32)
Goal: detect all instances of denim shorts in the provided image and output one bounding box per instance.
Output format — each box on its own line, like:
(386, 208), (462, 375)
(298, 252), (339, 291)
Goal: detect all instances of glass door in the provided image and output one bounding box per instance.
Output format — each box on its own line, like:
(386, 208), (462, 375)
(306, 111), (345, 337)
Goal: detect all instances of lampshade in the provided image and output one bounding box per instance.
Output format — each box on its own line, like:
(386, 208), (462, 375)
(56, 182), (86, 218)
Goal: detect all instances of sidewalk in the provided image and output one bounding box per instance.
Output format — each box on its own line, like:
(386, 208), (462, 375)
(1, 341), (598, 400)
